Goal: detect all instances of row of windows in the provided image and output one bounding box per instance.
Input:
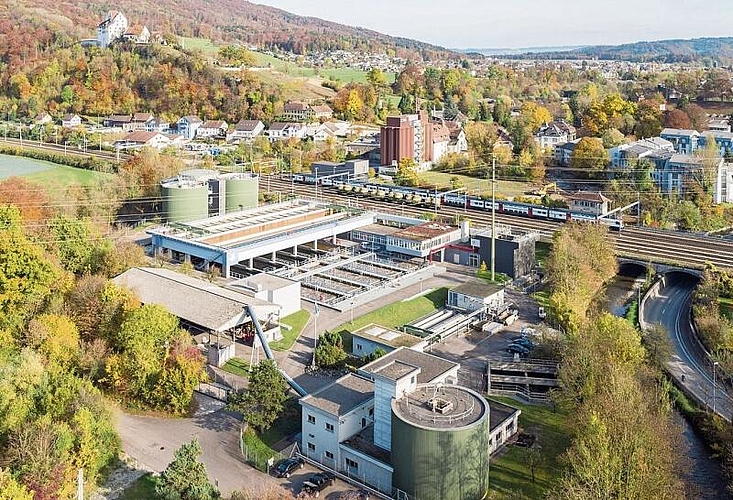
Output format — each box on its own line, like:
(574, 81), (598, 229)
(307, 414), (335, 433)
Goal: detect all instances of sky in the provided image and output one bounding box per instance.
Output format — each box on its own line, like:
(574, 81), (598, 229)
(252, 0), (733, 49)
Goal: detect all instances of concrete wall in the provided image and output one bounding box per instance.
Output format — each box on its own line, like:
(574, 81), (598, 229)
(338, 445), (393, 493)
(352, 335), (395, 357)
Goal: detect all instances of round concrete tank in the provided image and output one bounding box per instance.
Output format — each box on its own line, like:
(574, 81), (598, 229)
(391, 384), (490, 500)
(223, 173), (259, 212)
(161, 182), (209, 222)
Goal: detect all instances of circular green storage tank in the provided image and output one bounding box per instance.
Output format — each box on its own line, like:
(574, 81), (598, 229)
(223, 173), (259, 212)
(391, 385), (490, 500)
(161, 183), (209, 222)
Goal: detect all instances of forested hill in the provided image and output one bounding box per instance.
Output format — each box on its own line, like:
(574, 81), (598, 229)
(509, 37), (733, 64)
(0, 0), (457, 66)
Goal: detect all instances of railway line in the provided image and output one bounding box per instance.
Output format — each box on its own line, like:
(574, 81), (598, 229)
(264, 176), (733, 270)
(0, 137), (127, 162)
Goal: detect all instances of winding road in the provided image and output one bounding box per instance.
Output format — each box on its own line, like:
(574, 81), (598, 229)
(641, 273), (733, 421)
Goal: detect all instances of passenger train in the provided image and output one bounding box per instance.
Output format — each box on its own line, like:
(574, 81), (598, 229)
(291, 175), (623, 230)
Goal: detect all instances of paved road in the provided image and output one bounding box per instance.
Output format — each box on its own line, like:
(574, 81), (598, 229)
(642, 273), (733, 421)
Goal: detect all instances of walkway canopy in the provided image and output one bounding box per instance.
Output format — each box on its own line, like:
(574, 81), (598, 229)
(113, 267), (280, 332)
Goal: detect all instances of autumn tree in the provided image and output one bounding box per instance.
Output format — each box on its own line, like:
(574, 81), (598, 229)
(227, 360), (287, 432)
(570, 137), (607, 178)
(395, 158), (419, 187)
(664, 108), (692, 129)
(520, 102), (552, 131)
(464, 121), (498, 164)
(0, 177), (51, 224)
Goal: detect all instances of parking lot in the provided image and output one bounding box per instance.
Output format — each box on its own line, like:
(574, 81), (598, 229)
(274, 461), (367, 499)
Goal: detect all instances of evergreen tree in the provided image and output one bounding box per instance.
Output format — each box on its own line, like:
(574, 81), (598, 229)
(156, 439), (219, 500)
(227, 360), (288, 432)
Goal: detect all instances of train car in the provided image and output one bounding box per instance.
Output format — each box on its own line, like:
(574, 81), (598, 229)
(501, 203), (530, 216)
(469, 198), (485, 209)
(293, 174), (305, 182)
(549, 209), (570, 221)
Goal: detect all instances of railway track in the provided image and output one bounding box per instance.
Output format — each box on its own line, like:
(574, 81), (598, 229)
(0, 137), (127, 162)
(264, 176), (733, 270)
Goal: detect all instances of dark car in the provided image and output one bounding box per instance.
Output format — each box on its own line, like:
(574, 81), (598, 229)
(507, 343), (529, 356)
(301, 472), (336, 497)
(511, 337), (534, 349)
(274, 457), (304, 478)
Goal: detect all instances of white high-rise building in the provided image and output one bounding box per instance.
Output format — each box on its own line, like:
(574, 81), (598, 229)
(97, 11), (128, 48)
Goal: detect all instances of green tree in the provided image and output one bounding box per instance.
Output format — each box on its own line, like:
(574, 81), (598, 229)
(315, 330), (347, 368)
(641, 323), (673, 370)
(227, 359), (287, 432)
(0, 468), (32, 500)
(49, 215), (96, 275)
(366, 68), (388, 88)
(156, 439), (220, 500)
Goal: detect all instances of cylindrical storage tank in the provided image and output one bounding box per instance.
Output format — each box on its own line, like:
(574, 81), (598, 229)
(223, 173), (259, 212)
(391, 385), (490, 500)
(161, 182), (209, 222)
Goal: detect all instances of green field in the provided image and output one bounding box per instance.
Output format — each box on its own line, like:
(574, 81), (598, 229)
(489, 397), (571, 499)
(420, 171), (532, 199)
(270, 309), (311, 351)
(720, 296), (733, 319)
(334, 287), (448, 351)
(222, 357), (251, 378)
(178, 36), (219, 55)
(0, 153), (108, 186)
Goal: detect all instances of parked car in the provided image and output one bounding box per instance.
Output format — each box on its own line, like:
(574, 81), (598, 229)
(520, 326), (538, 337)
(274, 457), (304, 478)
(506, 343), (529, 356)
(301, 472), (336, 497)
(538, 306), (546, 319)
(511, 337), (534, 349)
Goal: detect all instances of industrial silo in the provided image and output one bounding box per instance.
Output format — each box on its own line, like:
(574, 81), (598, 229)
(222, 173), (259, 212)
(161, 179), (209, 222)
(391, 384), (490, 500)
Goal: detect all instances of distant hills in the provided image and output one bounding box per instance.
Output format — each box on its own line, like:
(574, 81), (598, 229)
(1, 0), (459, 62)
(498, 37), (733, 64)
(460, 46), (586, 56)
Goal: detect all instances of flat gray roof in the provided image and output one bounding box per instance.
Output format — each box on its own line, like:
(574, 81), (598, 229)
(113, 267), (278, 332)
(488, 399), (521, 433)
(300, 374), (374, 416)
(231, 273), (297, 292)
(450, 280), (504, 300)
(352, 324), (423, 349)
(372, 360), (420, 381)
(356, 223), (403, 236)
(392, 384), (488, 430)
(360, 347), (458, 384)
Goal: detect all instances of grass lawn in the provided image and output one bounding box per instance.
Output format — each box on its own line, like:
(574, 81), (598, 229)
(222, 357), (251, 378)
(532, 290), (551, 309)
(489, 397), (571, 499)
(242, 399), (300, 471)
(23, 163), (109, 187)
(535, 241), (552, 269)
(179, 36), (219, 55)
(119, 473), (158, 500)
(420, 171), (531, 199)
(333, 287), (448, 351)
(270, 309), (311, 351)
(719, 296), (733, 319)
(476, 269), (511, 284)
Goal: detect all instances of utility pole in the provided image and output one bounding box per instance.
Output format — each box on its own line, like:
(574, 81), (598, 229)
(714, 361), (719, 414)
(491, 157), (496, 282)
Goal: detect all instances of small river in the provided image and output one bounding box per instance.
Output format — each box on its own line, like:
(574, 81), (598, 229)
(602, 273), (730, 499)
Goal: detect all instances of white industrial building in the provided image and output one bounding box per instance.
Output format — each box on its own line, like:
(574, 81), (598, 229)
(97, 11), (128, 48)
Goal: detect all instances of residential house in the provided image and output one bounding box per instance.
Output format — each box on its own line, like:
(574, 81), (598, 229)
(534, 120), (577, 151)
(150, 118), (170, 133)
(306, 123), (337, 142)
(266, 122), (307, 141)
(104, 114), (134, 131)
(229, 120), (265, 142)
(282, 102), (310, 122)
(446, 122), (468, 154)
(554, 138), (581, 167)
(196, 120), (228, 139)
(708, 116), (731, 133)
(61, 114), (82, 128)
(122, 25), (150, 44)
(431, 122), (451, 163)
(609, 137), (674, 168)
(567, 191), (611, 216)
(655, 153), (724, 200)
(34, 113), (53, 126)
(131, 113), (155, 131)
(660, 128), (701, 154)
(311, 104), (334, 120)
(113, 131), (171, 150)
(177, 116), (203, 140)
(97, 11), (128, 48)
(495, 126), (514, 150)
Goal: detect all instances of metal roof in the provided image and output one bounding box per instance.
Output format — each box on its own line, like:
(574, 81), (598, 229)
(112, 267), (279, 332)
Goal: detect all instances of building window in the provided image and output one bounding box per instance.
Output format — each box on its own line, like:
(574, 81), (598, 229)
(345, 458), (359, 470)
(307, 414), (316, 424)
(308, 442), (316, 452)
(325, 422), (334, 433)
(469, 253), (479, 267)
(369, 408), (374, 416)
(325, 451), (334, 460)
(356, 343), (362, 351)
